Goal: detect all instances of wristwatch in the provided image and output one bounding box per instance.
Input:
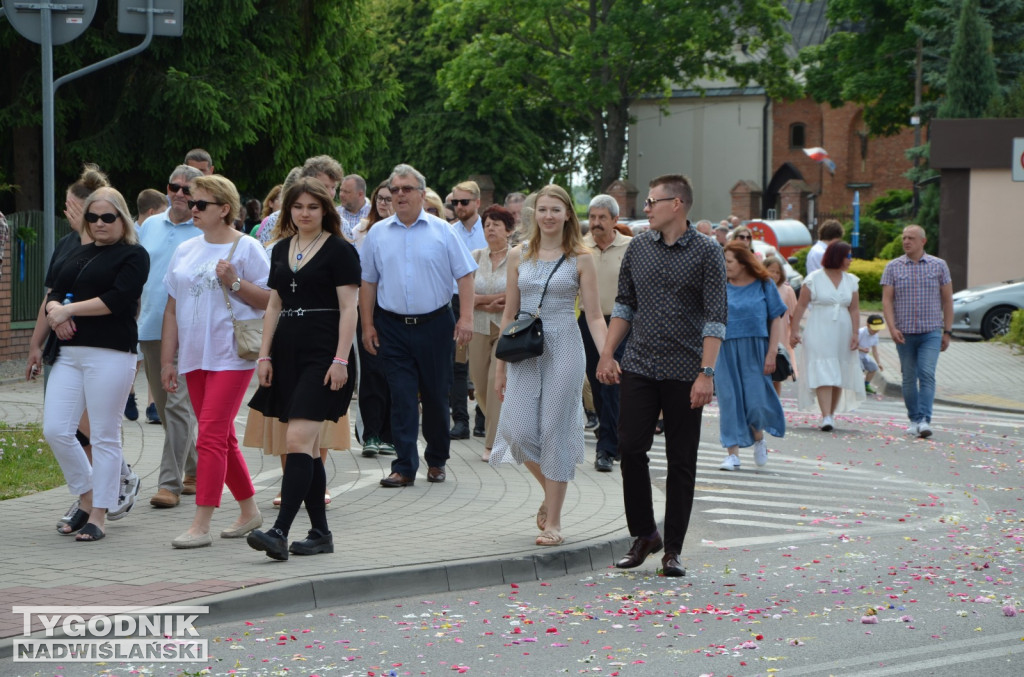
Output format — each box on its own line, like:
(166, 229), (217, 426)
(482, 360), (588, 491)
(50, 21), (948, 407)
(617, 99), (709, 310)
(698, 366), (715, 378)
(943, 329), (952, 336)
(230, 277), (241, 292)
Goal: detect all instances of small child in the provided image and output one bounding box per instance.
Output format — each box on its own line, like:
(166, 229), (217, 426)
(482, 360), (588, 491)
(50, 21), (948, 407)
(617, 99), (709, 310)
(858, 315), (885, 394)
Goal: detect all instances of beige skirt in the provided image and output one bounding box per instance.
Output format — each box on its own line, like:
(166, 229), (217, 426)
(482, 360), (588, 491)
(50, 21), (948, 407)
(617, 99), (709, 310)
(242, 409), (351, 454)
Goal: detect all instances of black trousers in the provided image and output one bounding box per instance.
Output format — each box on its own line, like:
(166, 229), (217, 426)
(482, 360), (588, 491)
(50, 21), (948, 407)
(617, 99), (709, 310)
(618, 370), (703, 556)
(449, 293), (469, 425)
(356, 314), (392, 443)
(579, 312), (627, 456)
(377, 308), (454, 477)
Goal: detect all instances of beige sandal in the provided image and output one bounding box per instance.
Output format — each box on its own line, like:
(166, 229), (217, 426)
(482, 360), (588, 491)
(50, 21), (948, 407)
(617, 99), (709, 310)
(536, 504), (547, 531)
(536, 530), (563, 546)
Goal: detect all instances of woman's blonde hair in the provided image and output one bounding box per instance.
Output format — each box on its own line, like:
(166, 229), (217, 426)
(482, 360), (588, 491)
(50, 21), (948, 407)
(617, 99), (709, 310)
(523, 184), (586, 259)
(261, 184), (282, 219)
(81, 187), (138, 245)
(191, 174), (241, 225)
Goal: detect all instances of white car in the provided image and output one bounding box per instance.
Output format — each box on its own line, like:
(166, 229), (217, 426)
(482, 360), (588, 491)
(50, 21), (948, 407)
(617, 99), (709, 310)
(952, 277), (1024, 339)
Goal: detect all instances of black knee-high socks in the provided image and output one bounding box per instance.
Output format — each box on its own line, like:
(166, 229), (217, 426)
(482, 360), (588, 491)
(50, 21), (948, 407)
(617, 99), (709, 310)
(304, 456), (329, 535)
(273, 454), (329, 539)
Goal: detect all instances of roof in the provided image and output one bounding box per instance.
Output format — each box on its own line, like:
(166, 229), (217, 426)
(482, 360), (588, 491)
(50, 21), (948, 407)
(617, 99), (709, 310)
(783, 0), (831, 58)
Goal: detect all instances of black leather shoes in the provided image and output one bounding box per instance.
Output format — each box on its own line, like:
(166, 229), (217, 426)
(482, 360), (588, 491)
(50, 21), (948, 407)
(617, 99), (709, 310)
(247, 527), (289, 561)
(594, 454), (613, 472)
(449, 422), (470, 439)
(615, 533), (663, 569)
(427, 466), (446, 483)
(662, 552), (685, 577)
(380, 473), (415, 488)
(289, 528), (334, 556)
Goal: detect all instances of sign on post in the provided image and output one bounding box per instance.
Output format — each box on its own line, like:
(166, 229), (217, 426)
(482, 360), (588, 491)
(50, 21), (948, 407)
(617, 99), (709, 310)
(118, 0), (183, 37)
(3, 1), (98, 44)
(1013, 138), (1024, 182)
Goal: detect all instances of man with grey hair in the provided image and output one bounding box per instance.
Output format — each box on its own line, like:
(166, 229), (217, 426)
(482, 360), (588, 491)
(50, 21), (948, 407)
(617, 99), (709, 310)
(695, 220), (713, 237)
(504, 191), (526, 226)
(339, 174), (369, 237)
(138, 165), (202, 508)
(714, 221), (729, 246)
(360, 164), (477, 487)
(582, 194), (632, 472)
(183, 148), (214, 175)
(253, 155), (349, 240)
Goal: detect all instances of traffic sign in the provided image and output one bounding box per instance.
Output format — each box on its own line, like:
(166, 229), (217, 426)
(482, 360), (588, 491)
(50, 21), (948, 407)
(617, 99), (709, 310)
(118, 0), (183, 37)
(3, 1), (98, 45)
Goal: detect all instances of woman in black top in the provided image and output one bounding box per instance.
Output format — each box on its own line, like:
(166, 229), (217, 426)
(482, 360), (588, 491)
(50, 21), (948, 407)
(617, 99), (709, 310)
(43, 187), (150, 542)
(246, 178), (360, 560)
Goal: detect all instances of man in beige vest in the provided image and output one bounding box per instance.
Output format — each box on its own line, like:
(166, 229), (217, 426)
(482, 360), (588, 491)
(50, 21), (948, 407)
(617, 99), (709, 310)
(582, 194), (632, 472)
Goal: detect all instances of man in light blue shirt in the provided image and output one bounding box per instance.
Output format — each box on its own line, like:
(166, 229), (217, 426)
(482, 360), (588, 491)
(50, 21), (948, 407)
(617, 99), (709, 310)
(360, 164), (477, 487)
(138, 164), (202, 508)
(448, 180), (487, 439)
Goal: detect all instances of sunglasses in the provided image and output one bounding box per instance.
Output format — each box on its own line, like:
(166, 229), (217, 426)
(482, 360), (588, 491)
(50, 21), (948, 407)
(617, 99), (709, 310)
(426, 207), (440, 216)
(167, 182), (191, 196)
(84, 212), (118, 224)
(388, 185), (419, 194)
(735, 234), (752, 241)
(450, 198), (473, 206)
(644, 196), (676, 208)
(187, 199), (224, 211)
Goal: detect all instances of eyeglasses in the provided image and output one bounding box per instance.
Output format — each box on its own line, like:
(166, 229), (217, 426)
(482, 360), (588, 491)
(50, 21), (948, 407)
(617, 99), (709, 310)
(450, 198), (473, 206)
(167, 182), (191, 196)
(644, 196), (676, 208)
(376, 195), (393, 204)
(187, 199), (224, 211)
(388, 185), (419, 195)
(84, 212), (118, 224)
(735, 234), (752, 241)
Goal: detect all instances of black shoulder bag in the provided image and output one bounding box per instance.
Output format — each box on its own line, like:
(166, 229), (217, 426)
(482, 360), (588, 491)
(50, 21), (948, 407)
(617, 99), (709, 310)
(495, 254), (566, 363)
(762, 279), (792, 382)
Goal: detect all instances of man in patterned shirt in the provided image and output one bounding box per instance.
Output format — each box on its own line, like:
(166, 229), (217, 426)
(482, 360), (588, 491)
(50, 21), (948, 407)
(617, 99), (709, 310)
(597, 174), (727, 577)
(881, 225), (953, 439)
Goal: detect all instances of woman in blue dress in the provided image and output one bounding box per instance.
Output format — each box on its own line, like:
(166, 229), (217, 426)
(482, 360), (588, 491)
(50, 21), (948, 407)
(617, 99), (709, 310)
(716, 242), (787, 471)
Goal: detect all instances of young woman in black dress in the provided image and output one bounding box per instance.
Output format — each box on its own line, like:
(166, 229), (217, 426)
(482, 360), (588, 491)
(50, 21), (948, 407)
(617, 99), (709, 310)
(246, 178), (360, 560)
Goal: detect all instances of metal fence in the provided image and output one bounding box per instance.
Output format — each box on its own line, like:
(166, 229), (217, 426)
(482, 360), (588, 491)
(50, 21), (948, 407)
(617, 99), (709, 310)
(6, 211), (72, 324)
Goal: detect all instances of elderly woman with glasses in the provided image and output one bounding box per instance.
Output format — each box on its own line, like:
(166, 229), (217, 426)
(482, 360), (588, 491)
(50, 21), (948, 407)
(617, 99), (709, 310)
(789, 240), (864, 430)
(44, 187), (150, 542)
(161, 175), (271, 548)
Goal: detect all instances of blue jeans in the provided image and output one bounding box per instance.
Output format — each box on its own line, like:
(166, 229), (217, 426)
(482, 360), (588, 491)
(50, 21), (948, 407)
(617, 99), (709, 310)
(894, 329), (942, 424)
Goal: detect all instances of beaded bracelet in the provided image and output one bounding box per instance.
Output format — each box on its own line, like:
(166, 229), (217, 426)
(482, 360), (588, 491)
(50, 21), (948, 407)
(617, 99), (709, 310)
(332, 357), (348, 366)
(256, 356), (272, 363)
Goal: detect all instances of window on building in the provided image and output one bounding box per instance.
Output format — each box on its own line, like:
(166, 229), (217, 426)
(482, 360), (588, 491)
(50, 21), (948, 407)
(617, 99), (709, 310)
(790, 123), (806, 149)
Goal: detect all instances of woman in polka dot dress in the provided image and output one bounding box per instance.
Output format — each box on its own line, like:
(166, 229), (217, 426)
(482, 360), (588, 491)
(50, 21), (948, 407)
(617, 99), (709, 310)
(491, 184), (608, 547)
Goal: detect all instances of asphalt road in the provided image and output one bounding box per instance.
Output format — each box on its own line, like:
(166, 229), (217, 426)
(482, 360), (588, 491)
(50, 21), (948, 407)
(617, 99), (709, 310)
(7, 388), (1023, 677)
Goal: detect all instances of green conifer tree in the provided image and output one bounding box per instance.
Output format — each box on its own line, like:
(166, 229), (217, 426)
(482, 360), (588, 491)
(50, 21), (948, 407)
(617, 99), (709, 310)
(938, 0), (999, 118)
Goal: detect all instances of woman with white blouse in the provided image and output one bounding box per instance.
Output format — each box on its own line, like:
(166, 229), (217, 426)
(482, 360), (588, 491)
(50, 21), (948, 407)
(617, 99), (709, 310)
(469, 205), (515, 461)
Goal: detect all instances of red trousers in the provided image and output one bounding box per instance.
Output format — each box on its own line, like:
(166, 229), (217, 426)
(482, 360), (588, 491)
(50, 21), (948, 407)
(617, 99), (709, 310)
(185, 369), (256, 507)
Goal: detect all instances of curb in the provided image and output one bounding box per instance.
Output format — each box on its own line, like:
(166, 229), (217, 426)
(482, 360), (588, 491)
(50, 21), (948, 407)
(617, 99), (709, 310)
(878, 374), (1024, 415)
(0, 534), (637, 659)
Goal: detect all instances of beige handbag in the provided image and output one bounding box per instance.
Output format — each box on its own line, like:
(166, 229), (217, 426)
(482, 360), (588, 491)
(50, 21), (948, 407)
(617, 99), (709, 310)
(220, 237), (263, 361)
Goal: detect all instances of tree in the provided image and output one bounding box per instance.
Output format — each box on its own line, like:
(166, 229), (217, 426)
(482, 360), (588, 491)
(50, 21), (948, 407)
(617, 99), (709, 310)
(801, 0), (1024, 136)
(362, 0), (575, 196)
(0, 0), (401, 213)
(938, 0), (999, 118)
(433, 0), (798, 193)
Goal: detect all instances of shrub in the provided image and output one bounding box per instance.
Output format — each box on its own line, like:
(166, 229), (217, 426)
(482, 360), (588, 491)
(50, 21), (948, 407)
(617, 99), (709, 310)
(866, 189), (913, 221)
(879, 235), (904, 260)
(996, 309), (1024, 347)
(850, 258), (889, 302)
(843, 215), (904, 260)
(793, 246), (811, 276)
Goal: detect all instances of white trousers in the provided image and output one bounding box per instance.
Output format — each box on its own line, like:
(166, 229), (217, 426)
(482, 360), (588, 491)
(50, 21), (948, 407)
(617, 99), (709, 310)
(43, 346), (136, 509)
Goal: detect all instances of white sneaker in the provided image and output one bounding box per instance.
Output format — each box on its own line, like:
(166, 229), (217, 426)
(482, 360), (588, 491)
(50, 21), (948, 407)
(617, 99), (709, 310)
(57, 499), (81, 529)
(917, 421), (932, 438)
(719, 454), (741, 471)
(907, 421), (919, 436)
(820, 416), (834, 432)
(108, 467), (140, 521)
(754, 440), (768, 467)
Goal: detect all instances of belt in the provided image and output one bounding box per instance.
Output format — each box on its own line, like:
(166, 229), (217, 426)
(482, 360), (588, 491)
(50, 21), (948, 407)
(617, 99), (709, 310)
(279, 308), (339, 318)
(377, 305), (448, 326)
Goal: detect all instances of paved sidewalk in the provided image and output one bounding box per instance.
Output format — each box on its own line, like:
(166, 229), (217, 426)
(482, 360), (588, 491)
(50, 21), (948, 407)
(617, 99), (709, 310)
(0, 372), (651, 653)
